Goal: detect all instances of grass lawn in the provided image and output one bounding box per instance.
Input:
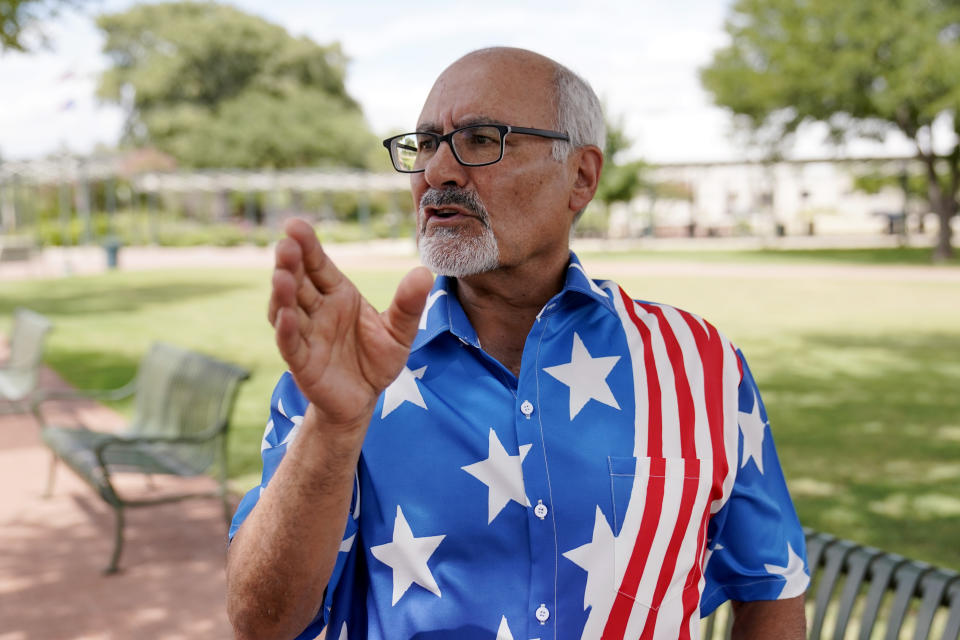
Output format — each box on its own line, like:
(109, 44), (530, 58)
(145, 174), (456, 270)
(2, 248), (958, 570)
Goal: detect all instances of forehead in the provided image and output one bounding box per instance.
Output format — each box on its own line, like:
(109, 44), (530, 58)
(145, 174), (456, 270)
(417, 52), (556, 130)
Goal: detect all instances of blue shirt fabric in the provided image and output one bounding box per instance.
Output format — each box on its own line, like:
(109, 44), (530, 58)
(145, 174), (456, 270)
(230, 253), (809, 640)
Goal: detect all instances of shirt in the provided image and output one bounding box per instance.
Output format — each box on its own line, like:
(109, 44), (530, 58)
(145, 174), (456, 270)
(230, 253), (809, 640)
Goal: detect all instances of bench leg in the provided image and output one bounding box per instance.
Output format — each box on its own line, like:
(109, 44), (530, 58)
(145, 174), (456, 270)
(44, 453), (58, 498)
(104, 505), (125, 575)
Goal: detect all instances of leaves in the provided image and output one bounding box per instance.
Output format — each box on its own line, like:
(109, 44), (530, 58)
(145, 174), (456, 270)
(95, 1), (378, 169)
(595, 112), (648, 205)
(0, 0), (81, 51)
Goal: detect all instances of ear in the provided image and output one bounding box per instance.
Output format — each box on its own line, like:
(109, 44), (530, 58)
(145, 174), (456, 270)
(568, 145), (604, 214)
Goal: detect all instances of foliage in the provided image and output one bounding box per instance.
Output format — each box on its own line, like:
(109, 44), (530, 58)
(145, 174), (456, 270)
(96, 2), (380, 169)
(594, 112), (647, 205)
(0, 0), (79, 51)
(701, 0), (960, 260)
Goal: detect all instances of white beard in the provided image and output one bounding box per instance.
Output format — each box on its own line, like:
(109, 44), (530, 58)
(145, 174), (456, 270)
(418, 225), (500, 277)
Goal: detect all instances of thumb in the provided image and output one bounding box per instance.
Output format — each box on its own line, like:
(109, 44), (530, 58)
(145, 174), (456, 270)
(383, 266), (435, 349)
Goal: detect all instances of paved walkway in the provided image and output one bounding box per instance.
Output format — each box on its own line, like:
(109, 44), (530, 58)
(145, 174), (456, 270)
(0, 365), (235, 640)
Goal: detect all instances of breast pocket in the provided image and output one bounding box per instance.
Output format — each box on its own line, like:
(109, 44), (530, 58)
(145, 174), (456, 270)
(608, 456), (712, 610)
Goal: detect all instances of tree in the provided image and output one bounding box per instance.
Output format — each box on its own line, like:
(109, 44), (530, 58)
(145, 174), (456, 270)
(96, 2), (380, 169)
(595, 113), (647, 206)
(1, 0), (80, 52)
(701, 0), (960, 260)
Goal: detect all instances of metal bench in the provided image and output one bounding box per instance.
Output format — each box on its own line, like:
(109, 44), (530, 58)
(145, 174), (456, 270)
(0, 307), (53, 412)
(702, 528), (960, 639)
(34, 342), (250, 573)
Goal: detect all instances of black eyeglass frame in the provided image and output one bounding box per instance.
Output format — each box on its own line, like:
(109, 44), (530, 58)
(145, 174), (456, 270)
(382, 124), (570, 173)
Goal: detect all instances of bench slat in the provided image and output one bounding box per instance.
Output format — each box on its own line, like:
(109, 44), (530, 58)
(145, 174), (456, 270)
(884, 562), (932, 640)
(810, 539), (858, 640)
(913, 571), (955, 640)
(941, 580), (960, 640)
(831, 546), (885, 640)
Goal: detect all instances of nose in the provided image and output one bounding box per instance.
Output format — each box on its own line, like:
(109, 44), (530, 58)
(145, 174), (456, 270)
(423, 138), (468, 189)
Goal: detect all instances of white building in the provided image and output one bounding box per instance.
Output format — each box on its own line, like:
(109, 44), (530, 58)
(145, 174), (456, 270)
(608, 156), (920, 239)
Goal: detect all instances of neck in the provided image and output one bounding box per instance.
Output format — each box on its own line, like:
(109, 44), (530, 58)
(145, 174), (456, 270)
(454, 250), (569, 376)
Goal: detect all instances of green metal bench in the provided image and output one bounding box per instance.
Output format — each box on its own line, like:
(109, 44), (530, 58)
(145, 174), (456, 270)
(34, 342), (250, 574)
(702, 528), (960, 639)
(0, 307), (53, 412)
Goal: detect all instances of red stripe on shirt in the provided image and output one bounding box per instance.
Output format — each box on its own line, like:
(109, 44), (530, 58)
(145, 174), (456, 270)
(639, 459), (701, 639)
(680, 313), (728, 504)
(603, 289), (669, 637)
(678, 506), (713, 640)
(637, 303), (697, 460)
(603, 457), (667, 638)
(620, 290), (662, 457)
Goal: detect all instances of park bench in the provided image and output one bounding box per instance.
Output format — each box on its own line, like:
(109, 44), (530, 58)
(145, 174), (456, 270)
(0, 307), (53, 411)
(34, 342), (250, 573)
(702, 528), (960, 639)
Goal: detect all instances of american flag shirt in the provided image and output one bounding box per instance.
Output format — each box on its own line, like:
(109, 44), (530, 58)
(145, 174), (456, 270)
(230, 253), (809, 640)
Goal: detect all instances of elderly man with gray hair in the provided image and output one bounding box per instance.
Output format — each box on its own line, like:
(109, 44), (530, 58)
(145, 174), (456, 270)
(226, 47), (808, 640)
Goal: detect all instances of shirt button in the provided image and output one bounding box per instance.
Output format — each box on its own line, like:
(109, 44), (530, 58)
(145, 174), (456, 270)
(535, 604), (550, 624)
(520, 400), (534, 417)
(534, 499), (548, 520)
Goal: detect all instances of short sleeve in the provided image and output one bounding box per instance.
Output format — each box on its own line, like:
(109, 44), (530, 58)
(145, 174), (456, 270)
(700, 349), (810, 615)
(228, 372), (362, 637)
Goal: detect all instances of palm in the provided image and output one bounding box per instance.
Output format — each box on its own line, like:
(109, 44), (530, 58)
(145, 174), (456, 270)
(270, 219), (432, 428)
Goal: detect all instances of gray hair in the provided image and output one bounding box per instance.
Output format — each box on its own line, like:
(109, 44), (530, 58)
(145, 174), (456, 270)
(552, 63), (606, 162)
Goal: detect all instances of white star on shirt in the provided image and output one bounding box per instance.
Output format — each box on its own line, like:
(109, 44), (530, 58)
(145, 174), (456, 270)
(381, 365), (428, 418)
(496, 615), (514, 640)
(562, 506), (616, 611)
(461, 429), (532, 524)
(418, 290), (447, 330)
(764, 542), (810, 599)
(738, 390), (767, 474)
(370, 505), (446, 605)
(543, 332), (621, 420)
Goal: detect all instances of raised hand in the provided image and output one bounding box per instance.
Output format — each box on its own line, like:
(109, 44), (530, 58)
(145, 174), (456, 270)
(268, 218), (433, 429)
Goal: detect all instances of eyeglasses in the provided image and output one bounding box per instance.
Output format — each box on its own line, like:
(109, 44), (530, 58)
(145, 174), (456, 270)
(382, 124), (570, 173)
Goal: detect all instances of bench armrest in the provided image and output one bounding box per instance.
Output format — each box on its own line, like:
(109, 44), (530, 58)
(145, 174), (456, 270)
(30, 381), (138, 422)
(91, 419), (228, 455)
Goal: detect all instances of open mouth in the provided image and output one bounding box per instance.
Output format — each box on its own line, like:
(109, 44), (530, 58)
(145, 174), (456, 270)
(425, 206), (474, 222)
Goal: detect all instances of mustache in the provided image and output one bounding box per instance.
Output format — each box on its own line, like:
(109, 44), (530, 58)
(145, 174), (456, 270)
(418, 188), (490, 227)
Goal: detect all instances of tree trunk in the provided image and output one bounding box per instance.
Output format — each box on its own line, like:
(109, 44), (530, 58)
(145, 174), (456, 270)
(933, 206), (954, 261)
(920, 154), (955, 261)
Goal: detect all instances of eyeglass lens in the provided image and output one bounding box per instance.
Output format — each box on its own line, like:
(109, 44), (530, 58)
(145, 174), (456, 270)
(391, 126), (504, 171)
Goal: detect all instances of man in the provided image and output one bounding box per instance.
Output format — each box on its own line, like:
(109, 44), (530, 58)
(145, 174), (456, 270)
(226, 47), (809, 639)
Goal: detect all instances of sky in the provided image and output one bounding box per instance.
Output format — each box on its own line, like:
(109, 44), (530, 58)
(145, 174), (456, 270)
(0, 0), (923, 164)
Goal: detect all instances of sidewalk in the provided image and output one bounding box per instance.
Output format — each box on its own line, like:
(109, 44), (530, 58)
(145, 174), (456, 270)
(0, 366), (234, 640)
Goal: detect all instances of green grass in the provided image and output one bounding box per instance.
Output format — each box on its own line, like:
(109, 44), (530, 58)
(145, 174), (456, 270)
(2, 250), (959, 570)
(580, 245), (960, 266)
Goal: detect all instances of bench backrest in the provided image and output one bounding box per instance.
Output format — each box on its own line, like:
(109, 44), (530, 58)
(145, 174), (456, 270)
(1, 308), (53, 400)
(127, 342), (250, 473)
(701, 529), (960, 639)
(6, 308), (53, 371)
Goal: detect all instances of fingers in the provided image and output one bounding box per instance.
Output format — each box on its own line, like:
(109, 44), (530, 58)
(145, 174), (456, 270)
(274, 307), (308, 372)
(382, 266), (434, 349)
(284, 218), (345, 293)
(269, 227), (322, 327)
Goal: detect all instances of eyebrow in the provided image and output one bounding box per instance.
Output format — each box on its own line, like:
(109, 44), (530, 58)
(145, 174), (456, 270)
(416, 115), (505, 133)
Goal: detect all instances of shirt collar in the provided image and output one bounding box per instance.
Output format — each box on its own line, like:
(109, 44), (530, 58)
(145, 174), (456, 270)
(410, 251), (617, 354)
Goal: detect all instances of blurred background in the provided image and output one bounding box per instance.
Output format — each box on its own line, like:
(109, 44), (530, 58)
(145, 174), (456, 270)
(1, 0), (959, 637)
